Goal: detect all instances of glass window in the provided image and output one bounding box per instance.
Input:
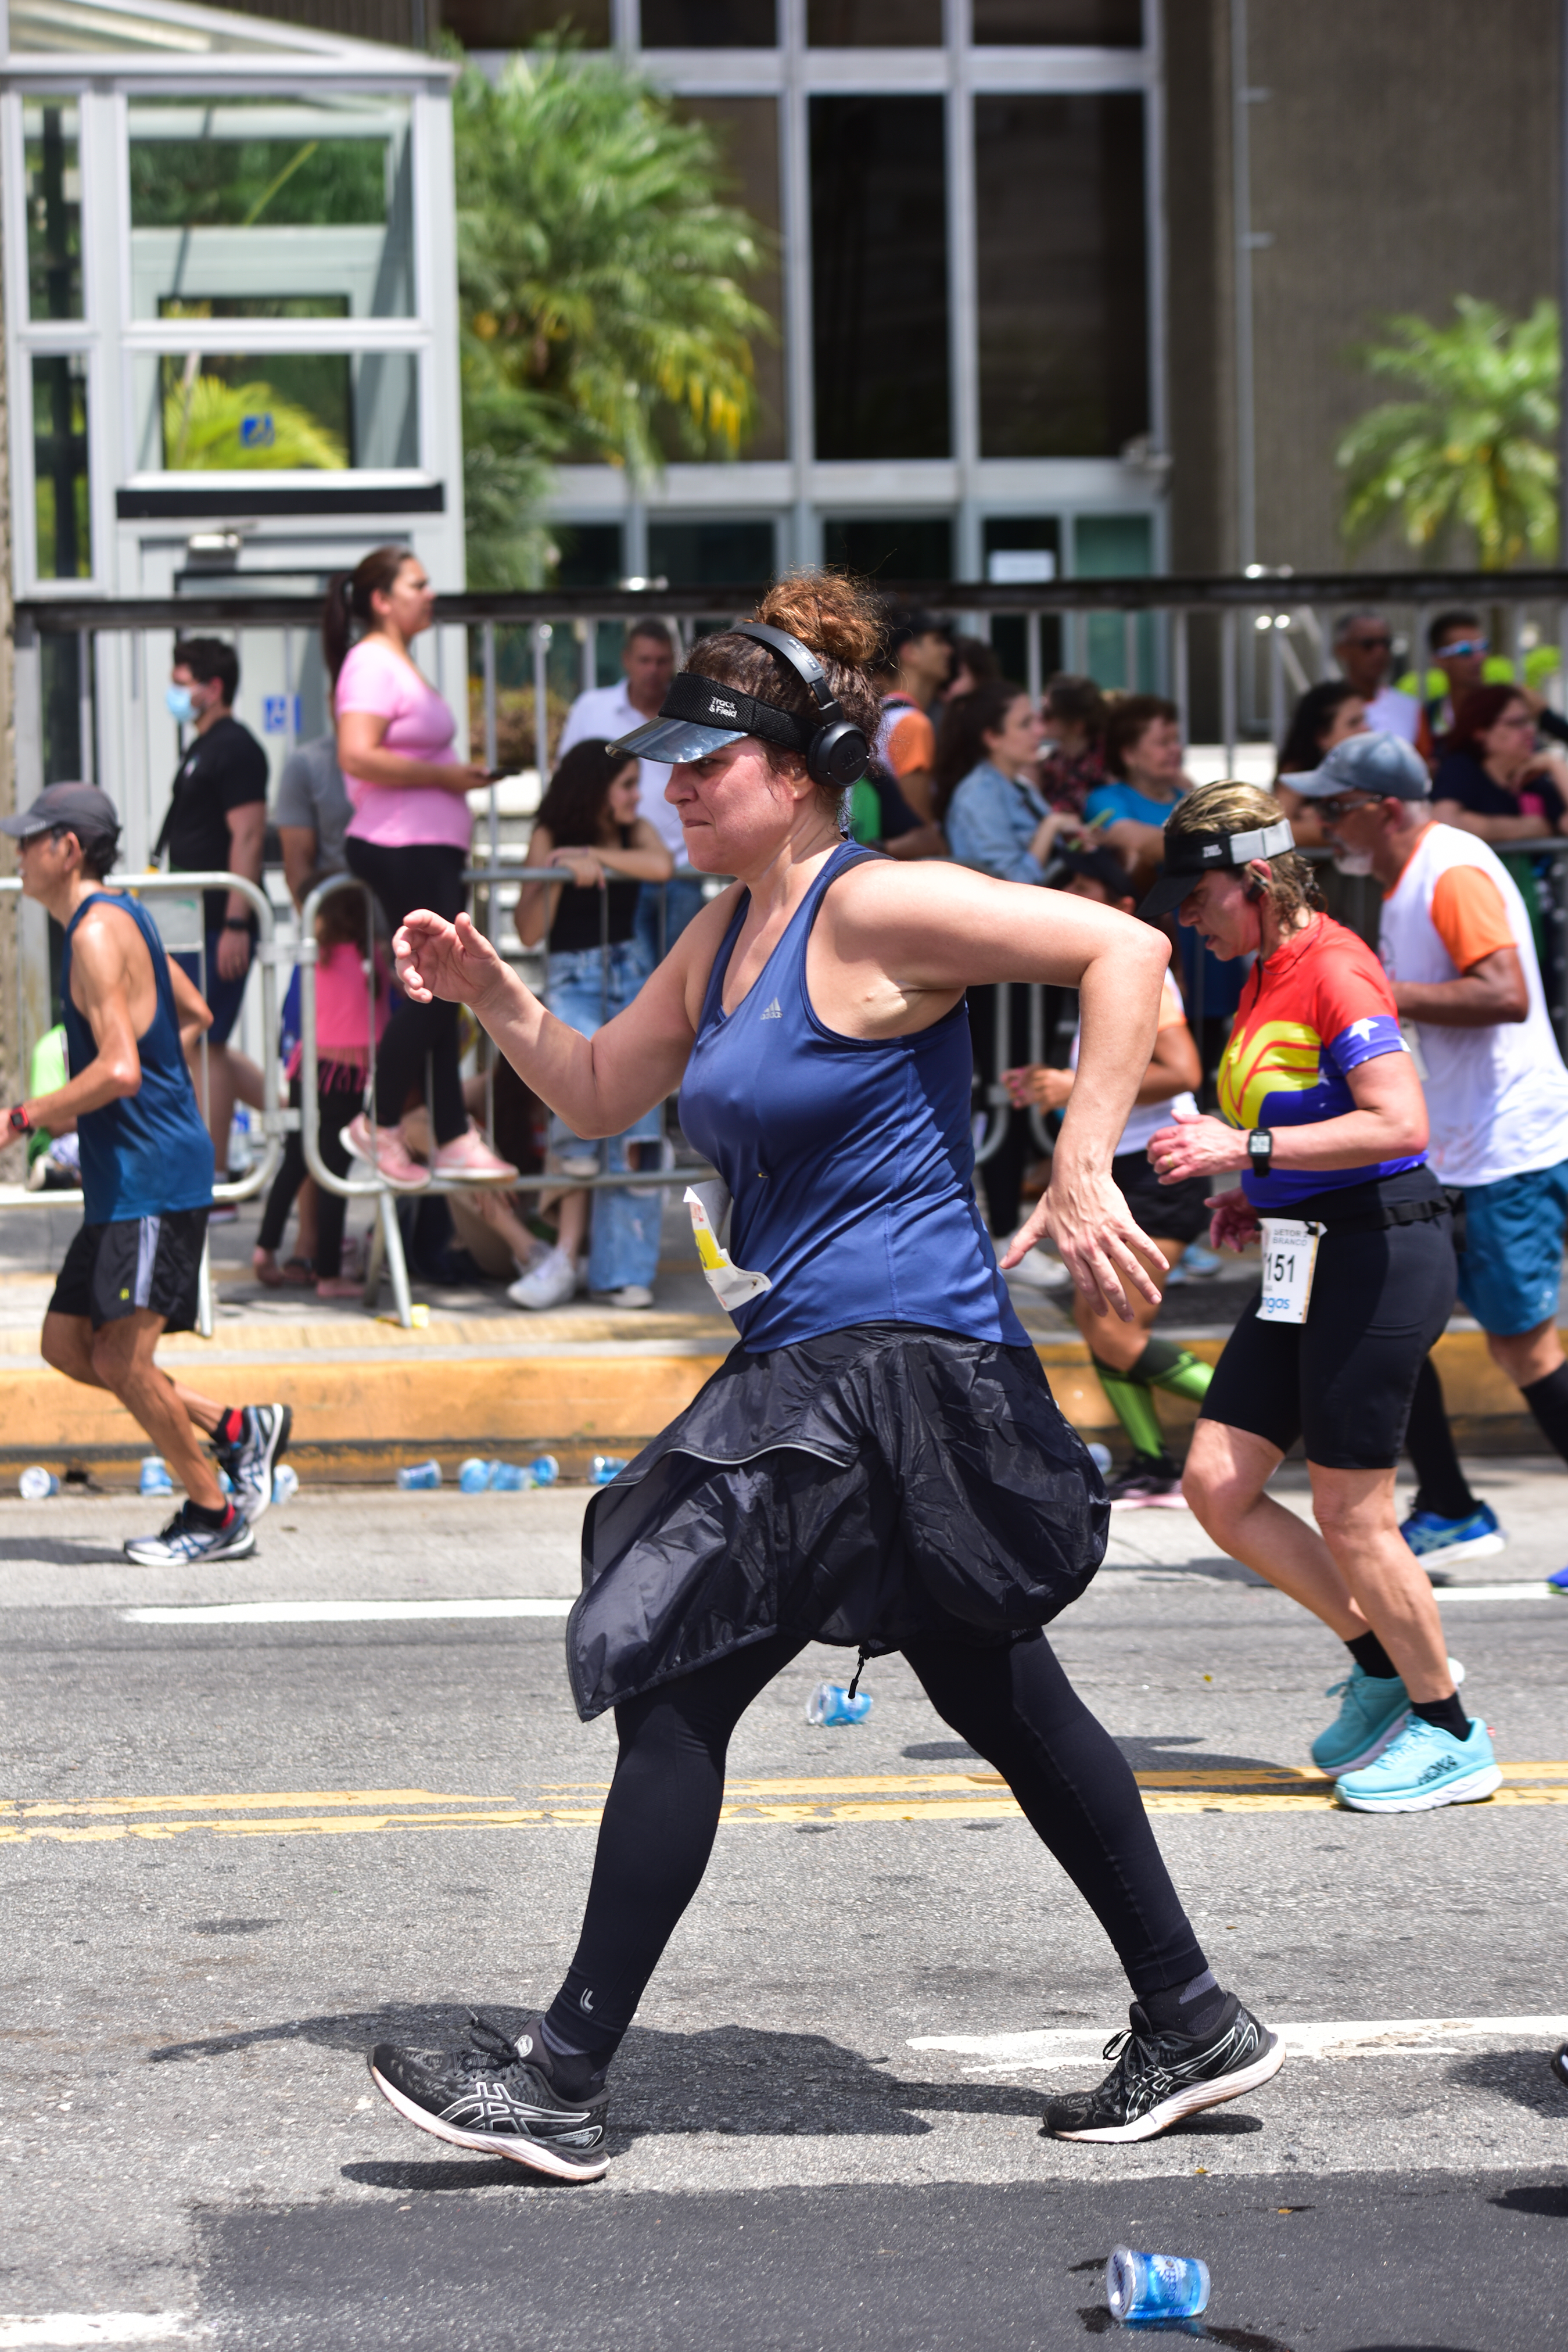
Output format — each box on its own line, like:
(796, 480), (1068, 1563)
(24, 102), (83, 321)
(669, 97), (785, 464)
(41, 636), (88, 786)
(10, 0), (281, 52)
(808, 0), (941, 41)
(127, 98), (414, 321)
(1076, 512), (1154, 689)
(32, 354), (92, 578)
(821, 515), (952, 585)
(442, 0), (610, 38)
(133, 349), (418, 473)
(640, 0), (777, 44)
(975, 92), (1147, 458)
(971, 0), (1143, 41)
(552, 524), (625, 589)
(810, 98), (950, 463)
(648, 519), (776, 586)
(984, 518), (1062, 681)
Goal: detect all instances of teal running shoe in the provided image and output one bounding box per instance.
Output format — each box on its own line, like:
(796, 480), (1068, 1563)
(1399, 1501), (1505, 1568)
(1310, 1664), (1411, 1776)
(1335, 1714), (1502, 1813)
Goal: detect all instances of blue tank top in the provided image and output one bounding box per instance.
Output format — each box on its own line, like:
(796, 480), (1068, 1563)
(678, 843), (1029, 1353)
(61, 892), (217, 1223)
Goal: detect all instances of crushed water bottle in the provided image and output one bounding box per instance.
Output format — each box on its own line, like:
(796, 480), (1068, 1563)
(487, 1460), (535, 1492)
(139, 1455), (174, 1497)
(18, 1466), (59, 1500)
(806, 1681), (872, 1727)
(271, 1463), (300, 1505)
(458, 1457), (491, 1494)
(396, 1458), (443, 1490)
(590, 1454), (629, 1485)
(529, 1454), (561, 1486)
(1106, 2249), (1210, 2326)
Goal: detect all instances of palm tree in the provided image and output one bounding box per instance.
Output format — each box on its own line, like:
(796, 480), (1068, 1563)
(1336, 296), (1560, 570)
(163, 373), (346, 471)
(451, 40), (774, 587)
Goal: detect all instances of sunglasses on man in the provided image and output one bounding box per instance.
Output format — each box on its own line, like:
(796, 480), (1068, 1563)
(1437, 637), (1488, 659)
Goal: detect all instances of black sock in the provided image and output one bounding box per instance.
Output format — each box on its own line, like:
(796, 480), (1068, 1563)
(185, 1497), (231, 1530)
(1521, 1363), (1568, 1465)
(1411, 1691), (1469, 1740)
(1142, 1967), (1226, 2041)
(1404, 1356), (1478, 1520)
(537, 2013), (615, 2096)
(1346, 1630), (1400, 1681)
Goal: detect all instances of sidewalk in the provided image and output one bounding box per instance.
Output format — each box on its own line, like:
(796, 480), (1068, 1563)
(1, 1192), (1563, 1483)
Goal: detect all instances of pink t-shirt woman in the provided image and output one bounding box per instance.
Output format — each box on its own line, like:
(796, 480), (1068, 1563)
(337, 636), (473, 854)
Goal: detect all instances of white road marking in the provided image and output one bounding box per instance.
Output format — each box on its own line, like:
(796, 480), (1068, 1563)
(0, 2321), (193, 2348)
(910, 2014), (1568, 2071)
(1432, 1582), (1561, 1602)
(121, 1598), (574, 1623)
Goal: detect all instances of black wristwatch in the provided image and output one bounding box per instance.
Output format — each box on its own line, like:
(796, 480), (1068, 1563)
(222, 916), (252, 931)
(1247, 1128), (1273, 1175)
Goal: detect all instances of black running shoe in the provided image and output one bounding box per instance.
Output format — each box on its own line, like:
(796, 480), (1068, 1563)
(369, 2012), (610, 2181)
(1106, 1455), (1187, 1511)
(217, 1403), (292, 1525)
(1552, 2042), (1568, 2092)
(123, 1503), (257, 1567)
(1044, 1994), (1284, 2142)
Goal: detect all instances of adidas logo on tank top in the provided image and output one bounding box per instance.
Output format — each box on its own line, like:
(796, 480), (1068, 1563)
(760, 996), (782, 1020)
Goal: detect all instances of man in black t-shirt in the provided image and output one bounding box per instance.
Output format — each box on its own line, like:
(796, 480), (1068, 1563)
(159, 636), (268, 1184)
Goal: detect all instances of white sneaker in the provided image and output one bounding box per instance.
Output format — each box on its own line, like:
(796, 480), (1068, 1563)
(507, 1243), (577, 1312)
(590, 1283), (655, 1309)
(1005, 1238), (1072, 1290)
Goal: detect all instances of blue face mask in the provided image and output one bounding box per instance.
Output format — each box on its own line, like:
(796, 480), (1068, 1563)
(166, 682), (197, 725)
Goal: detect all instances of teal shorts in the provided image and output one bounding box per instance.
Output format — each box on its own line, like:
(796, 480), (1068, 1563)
(1455, 1159), (1568, 1336)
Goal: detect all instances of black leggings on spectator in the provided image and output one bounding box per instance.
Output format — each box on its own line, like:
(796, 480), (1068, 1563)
(543, 1627), (1207, 2063)
(257, 1066), (361, 1278)
(344, 837), (467, 1146)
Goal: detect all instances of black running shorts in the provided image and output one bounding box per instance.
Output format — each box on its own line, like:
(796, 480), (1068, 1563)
(1199, 1193), (1455, 1469)
(49, 1207), (210, 1333)
(1114, 1150), (1213, 1249)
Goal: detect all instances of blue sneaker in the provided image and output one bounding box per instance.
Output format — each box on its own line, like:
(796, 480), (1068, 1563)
(1310, 1664), (1411, 1775)
(1334, 1714), (1502, 1813)
(1399, 1501), (1505, 1567)
(1548, 1566), (1568, 1595)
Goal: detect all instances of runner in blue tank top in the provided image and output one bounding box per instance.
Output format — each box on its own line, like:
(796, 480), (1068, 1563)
(3, 784), (291, 1565)
(368, 575), (1284, 2174)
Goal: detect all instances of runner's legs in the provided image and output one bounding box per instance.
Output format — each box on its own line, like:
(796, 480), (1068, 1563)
(42, 1307), (225, 1507)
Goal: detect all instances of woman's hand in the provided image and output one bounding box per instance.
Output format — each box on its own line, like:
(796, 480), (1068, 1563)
(1207, 1188), (1260, 1252)
(1002, 1166), (1167, 1320)
(1146, 1109), (1247, 1185)
(394, 908), (512, 1015)
(1028, 810), (1085, 864)
(549, 847), (607, 888)
(1002, 1062), (1073, 1112)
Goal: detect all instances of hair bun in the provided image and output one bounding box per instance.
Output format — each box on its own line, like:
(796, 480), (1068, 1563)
(755, 570), (884, 673)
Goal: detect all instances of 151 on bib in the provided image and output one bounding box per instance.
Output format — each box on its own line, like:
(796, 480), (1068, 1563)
(1257, 1217), (1325, 1325)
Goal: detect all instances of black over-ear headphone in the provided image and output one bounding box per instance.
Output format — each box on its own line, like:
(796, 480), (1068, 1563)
(728, 621), (870, 790)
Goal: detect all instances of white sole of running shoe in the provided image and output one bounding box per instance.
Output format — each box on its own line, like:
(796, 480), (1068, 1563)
(1334, 1761), (1504, 1813)
(368, 2061), (609, 2182)
(122, 1524), (257, 1567)
(1108, 1493), (1189, 1511)
(1412, 1531), (1506, 1568)
(1050, 2032), (1286, 2143)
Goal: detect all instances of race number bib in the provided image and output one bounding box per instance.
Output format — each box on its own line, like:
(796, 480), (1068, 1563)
(684, 1182), (773, 1316)
(1257, 1218), (1325, 1325)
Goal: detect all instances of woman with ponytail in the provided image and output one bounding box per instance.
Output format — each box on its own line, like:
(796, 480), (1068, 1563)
(367, 570), (1283, 2174)
(324, 545), (515, 1188)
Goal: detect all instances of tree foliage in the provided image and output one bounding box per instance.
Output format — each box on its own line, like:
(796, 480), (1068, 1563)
(451, 40), (774, 587)
(1337, 296), (1560, 570)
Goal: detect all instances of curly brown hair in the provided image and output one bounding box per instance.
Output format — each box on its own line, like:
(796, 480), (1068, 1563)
(683, 570), (884, 809)
(1165, 779), (1323, 923)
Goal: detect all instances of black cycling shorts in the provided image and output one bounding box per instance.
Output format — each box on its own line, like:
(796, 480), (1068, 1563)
(1114, 1150), (1213, 1248)
(1199, 1198), (1455, 1469)
(48, 1207), (209, 1333)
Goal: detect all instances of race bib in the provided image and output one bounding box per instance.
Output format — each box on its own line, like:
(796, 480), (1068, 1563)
(1257, 1217), (1325, 1325)
(684, 1182), (773, 1316)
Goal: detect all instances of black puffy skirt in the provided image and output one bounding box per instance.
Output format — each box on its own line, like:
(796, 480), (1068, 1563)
(566, 1322), (1108, 1720)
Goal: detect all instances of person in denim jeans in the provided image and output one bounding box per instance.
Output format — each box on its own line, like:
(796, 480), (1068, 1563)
(513, 743), (674, 1308)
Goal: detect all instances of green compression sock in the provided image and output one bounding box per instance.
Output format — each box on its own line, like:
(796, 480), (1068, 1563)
(1091, 1353), (1167, 1461)
(1138, 1338), (1214, 1404)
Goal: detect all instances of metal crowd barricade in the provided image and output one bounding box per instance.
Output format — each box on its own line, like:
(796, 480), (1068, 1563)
(0, 869), (287, 1338)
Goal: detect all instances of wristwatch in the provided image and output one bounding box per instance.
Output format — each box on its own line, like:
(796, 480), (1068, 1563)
(1247, 1128), (1273, 1175)
(222, 916), (252, 931)
(8, 1105), (32, 1135)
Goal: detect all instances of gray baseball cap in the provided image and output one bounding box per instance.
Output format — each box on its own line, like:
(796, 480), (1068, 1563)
(1286, 732), (1431, 802)
(1, 780), (121, 842)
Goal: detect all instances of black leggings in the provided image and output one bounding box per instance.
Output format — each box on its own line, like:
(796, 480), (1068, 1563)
(344, 838), (468, 1146)
(257, 1065), (360, 1278)
(543, 1629), (1206, 2057)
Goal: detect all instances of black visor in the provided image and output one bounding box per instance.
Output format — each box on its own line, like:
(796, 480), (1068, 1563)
(1138, 816), (1296, 922)
(611, 670), (816, 766)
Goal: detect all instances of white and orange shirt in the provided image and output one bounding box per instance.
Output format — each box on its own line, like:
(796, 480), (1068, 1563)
(1070, 967), (1198, 1158)
(1379, 822), (1568, 1188)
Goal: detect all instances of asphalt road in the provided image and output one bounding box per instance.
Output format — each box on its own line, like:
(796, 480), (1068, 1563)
(1, 1467), (1565, 2351)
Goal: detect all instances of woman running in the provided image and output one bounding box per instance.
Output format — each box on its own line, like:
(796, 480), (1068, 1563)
(367, 576), (1284, 2178)
(1144, 780), (1500, 1816)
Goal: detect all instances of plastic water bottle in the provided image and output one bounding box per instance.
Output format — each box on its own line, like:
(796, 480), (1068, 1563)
(1087, 1442), (1113, 1476)
(396, 1459), (443, 1490)
(590, 1454), (628, 1485)
(529, 1454), (561, 1486)
(1106, 2249), (1211, 2325)
(271, 1464), (299, 1505)
(18, 1466), (59, 1500)
(487, 1461), (536, 1493)
(806, 1681), (872, 1727)
(139, 1455), (174, 1498)
(217, 1466), (234, 1496)
(458, 1457), (491, 1494)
